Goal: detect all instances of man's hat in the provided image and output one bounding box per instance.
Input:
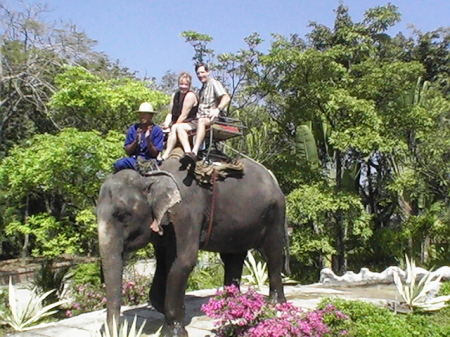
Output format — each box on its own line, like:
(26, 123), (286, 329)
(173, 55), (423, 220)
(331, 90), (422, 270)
(135, 102), (158, 114)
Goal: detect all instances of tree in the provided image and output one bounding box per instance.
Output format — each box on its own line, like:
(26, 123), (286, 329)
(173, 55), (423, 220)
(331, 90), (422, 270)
(0, 129), (123, 261)
(0, 1), (143, 158)
(181, 30), (214, 65)
(255, 3), (448, 275)
(48, 66), (169, 133)
(181, 31), (285, 163)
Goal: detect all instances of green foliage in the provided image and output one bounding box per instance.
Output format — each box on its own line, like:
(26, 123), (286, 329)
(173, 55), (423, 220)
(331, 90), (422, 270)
(67, 274), (149, 317)
(320, 298), (450, 336)
(293, 124), (319, 167)
(0, 286), (9, 317)
(0, 1), (136, 158)
(0, 279), (66, 332)
(181, 31), (214, 64)
(439, 282), (450, 296)
(130, 246), (155, 260)
(348, 227), (408, 271)
(66, 283), (106, 316)
(70, 262), (103, 287)
(287, 183), (372, 266)
(0, 129), (123, 258)
(31, 260), (72, 305)
(229, 108), (283, 164)
(49, 66), (170, 133)
(6, 215), (78, 258)
(187, 252), (223, 291)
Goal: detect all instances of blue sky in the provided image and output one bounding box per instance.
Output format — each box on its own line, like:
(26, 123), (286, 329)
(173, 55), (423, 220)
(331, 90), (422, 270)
(17, 0), (450, 84)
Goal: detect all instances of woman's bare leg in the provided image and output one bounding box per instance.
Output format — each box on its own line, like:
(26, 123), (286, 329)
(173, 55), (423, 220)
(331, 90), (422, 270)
(177, 124), (193, 153)
(162, 125), (178, 160)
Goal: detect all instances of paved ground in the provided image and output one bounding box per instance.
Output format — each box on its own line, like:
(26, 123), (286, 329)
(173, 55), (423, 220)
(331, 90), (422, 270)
(6, 284), (396, 337)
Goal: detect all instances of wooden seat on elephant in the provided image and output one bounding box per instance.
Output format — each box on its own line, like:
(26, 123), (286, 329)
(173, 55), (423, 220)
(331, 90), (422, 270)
(189, 116), (245, 162)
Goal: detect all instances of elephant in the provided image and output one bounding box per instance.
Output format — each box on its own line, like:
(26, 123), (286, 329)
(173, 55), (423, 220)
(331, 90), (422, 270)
(97, 156), (289, 337)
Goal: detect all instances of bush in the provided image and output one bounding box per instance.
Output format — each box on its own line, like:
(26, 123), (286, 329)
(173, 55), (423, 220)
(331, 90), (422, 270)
(187, 252), (223, 291)
(31, 259), (72, 305)
(320, 298), (450, 337)
(439, 281), (450, 296)
(66, 283), (107, 317)
(121, 276), (149, 307)
(201, 285), (349, 337)
(66, 274), (149, 318)
(70, 262), (103, 286)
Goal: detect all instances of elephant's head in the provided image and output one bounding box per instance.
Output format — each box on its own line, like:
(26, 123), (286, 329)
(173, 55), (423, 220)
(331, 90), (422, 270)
(97, 169), (181, 334)
(114, 170), (182, 250)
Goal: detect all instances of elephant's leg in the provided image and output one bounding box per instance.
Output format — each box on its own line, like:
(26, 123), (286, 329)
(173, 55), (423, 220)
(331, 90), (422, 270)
(149, 244), (168, 313)
(220, 252), (247, 287)
(161, 234), (199, 337)
(98, 217), (124, 334)
(261, 227), (286, 304)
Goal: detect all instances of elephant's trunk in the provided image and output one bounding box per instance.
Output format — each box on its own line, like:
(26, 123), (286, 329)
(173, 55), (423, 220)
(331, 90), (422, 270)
(98, 217), (124, 334)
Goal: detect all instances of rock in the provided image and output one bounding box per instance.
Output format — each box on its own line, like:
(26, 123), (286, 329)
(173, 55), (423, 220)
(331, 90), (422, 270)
(319, 265), (450, 286)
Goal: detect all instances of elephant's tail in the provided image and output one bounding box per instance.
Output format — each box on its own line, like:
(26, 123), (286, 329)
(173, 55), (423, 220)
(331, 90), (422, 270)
(283, 218), (291, 276)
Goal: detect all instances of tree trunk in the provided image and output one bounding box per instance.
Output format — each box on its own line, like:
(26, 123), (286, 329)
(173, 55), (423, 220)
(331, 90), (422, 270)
(21, 195), (30, 266)
(334, 150), (347, 275)
(334, 210), (347, 275)
(421, 236), (431, 264)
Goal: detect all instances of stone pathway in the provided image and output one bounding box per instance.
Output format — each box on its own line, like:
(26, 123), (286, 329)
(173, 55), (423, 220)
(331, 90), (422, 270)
(6, 284), (396, 337)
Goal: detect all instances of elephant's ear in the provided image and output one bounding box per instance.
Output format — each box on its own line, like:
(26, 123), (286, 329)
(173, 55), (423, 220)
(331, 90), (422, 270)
(143, 171), (182, 225)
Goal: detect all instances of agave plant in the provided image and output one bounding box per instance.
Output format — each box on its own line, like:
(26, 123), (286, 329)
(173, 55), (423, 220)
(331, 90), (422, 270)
(393, 256), (450, 312)
(92, 316), (152, 337)
(242, 250), (268, 289)
(0, 278), (67, 331)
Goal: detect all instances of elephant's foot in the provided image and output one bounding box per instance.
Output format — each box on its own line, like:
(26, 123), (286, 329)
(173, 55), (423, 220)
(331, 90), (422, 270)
(269, 289), (286, 304)
(160, 321), (188, 337)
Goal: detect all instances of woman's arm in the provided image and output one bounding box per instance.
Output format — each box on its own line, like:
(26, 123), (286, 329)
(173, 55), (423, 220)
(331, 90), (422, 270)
(162, 93), (175, 129)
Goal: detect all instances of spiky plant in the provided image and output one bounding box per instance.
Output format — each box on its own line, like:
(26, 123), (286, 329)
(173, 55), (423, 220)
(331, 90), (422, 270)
(393, 255), (450, 312)
(242, 250), (268, 289)
(0, 278), (67, 331)
(91, 316), (152, 337)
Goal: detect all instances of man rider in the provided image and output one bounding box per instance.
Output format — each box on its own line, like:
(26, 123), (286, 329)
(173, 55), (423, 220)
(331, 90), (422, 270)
(177, 63), (230, 166)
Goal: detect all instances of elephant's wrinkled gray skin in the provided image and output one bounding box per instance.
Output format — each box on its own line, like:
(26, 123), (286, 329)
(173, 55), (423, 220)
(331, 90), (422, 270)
(97, 157), (288, 337)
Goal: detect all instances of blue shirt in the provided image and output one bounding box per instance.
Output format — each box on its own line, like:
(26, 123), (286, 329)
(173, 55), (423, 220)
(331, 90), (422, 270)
(124, 123), (164, 159)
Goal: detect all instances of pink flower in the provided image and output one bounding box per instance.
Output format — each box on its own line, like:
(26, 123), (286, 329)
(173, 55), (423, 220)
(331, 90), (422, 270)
(201, 285), (349, 337)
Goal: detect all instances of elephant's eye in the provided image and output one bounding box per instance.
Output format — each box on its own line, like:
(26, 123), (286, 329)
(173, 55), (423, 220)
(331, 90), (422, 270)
(113, 211), (132, 223)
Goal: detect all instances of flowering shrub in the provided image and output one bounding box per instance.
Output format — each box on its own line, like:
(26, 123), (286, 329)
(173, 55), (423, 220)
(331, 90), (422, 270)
(201, 285), (349, 337)
(66, 283), (107, 317)
(121, 278), (149, 307)
(65, 275), (149, 317)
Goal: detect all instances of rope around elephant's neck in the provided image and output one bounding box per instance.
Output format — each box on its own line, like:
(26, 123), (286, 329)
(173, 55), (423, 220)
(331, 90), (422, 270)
(203, 169), (217, 248)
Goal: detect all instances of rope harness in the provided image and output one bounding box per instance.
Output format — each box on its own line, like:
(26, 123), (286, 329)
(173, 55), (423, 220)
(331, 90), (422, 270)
(203, 169), (218, 248)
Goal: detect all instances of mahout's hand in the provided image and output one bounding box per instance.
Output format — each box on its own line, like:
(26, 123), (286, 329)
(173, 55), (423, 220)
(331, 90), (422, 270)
(136, 127), (143, 143)
(145, 125), (153, 139)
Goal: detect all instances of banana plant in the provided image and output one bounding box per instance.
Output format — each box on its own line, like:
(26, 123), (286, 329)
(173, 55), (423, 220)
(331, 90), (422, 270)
(294, 123), (319, 167)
